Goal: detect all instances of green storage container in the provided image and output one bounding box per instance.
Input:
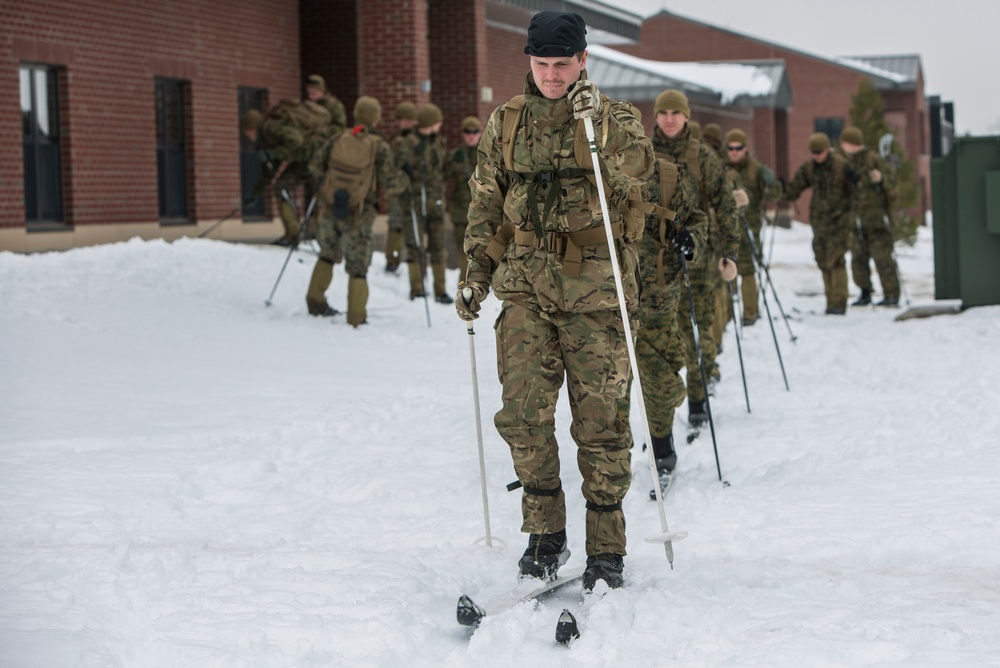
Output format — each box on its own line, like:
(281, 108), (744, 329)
(931, 136), (1000, 307)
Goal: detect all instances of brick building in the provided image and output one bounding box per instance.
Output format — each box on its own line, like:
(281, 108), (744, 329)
(2, 0), (938, 253)
(2, 0), (304, 252)
(614, 10), (933, 220)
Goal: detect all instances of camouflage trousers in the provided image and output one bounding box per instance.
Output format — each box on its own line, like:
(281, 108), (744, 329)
(403, 206), (447, 266)
(316, 209), (375, 276)
(851, 217), (900, 300)
(627, 281), (687, 438)
(736, 214), (763, 323)
(679, 255), (720, 401)
(812, 221), (851, 311)
(494, 302), (631, 557)
(383, 193), (410, 268)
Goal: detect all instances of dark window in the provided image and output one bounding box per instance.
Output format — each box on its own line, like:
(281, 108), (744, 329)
(21, 64), (63, 223)
(155, 78), (188, 221)
(239, 87), (267, 219)
(814, 117), (845, 143)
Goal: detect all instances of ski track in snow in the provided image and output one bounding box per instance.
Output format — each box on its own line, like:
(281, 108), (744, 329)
(1, 225), (999, 666)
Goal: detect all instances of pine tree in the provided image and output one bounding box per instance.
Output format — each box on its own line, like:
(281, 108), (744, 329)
(848, 79), (920, 246)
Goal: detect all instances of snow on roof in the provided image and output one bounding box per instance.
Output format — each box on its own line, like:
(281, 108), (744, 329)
(587, 43), (778, 104)
(833, 56), (910, 85)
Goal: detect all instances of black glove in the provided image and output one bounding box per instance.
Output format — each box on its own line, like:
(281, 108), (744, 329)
(673, 229), (695, 260)
(402, 163), (414, 180)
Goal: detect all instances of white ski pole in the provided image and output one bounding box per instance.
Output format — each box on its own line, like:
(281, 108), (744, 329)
(583, 116), (685, 568)
(462, 287), (494, 548)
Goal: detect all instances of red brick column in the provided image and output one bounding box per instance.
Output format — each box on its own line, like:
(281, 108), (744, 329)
(429, 0), (489, 146)
(358, 0), (430, 133)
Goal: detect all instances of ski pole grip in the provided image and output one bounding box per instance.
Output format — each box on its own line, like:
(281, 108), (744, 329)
(462, 287), (473, 304)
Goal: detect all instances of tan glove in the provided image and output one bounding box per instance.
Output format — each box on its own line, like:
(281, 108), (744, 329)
(733, 188), (750, 208)
(869, 168), (882, 184)
(567, 80), (602, 120)
(719, 256), (738, 282)
(455, 283), (487, 321)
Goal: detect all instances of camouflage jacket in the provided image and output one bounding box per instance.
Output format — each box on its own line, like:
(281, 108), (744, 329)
(728, 154), (782, 233)
(651, 126), (740, 261)
(387, 128), (415, 199)
(637, 161), (709, 316)
(444, 143), (477, 223)
(785, 154), (858, 229)
(464, 73), (654, 314)
(316, 95), (348, 137)
(846, 148), (895, 227)
(397, 131), (447, 216)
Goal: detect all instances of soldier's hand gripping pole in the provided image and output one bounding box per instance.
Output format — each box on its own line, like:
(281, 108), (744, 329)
(583, 117), (686, 568)
(264, 188), (313, 307)
(727, 280), (751, 413)
(677, 247), (726, 486)
(740, 210), (797, 344)
(740, 210), (790, 391)
(410, 197), (432, 328)
(461, 287), (494, 549)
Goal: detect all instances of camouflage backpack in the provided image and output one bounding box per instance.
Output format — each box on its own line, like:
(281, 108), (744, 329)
(266, 99), (331, 136)
(259, 99), (332, 163)
(319, 127), (379, 220)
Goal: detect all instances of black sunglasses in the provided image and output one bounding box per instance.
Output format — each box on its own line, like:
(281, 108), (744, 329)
(462, 128), (481, 134)
(810, 149), (826, 155)
(726, 144), (745, 151)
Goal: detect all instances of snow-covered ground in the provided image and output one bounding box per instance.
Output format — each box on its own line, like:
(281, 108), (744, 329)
(2, 222), (998, 667)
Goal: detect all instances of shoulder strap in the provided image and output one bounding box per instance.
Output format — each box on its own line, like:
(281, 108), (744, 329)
(654, 158), (680, 288)
(685, 138), (702, 185)
(501, 95), (526, 173)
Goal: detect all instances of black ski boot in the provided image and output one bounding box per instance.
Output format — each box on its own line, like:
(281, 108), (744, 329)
(435, 293), (454, 304)
(518, 529), (569, 581)
(877, 296), (899, 307)
(583, 554), (624, 591)
(651, 434), (676, 475)
(651, 433), (677, 496)
(852, 288), (872, 306)
(688, 400), (708, 428)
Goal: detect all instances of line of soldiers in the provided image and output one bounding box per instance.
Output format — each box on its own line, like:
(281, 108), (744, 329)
(236, 39), (902, 589)
(450, 10), (904, 590)
(239, 75), (485, 325)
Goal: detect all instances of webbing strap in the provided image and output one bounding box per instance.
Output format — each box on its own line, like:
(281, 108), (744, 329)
(655, 158), (680, 287)
(484, 220), (625, 277)
(512, 222), (624, 278)
(516, 168), (591, 241)
(585, 500), (622, 512)
(506, 480), (562, 496)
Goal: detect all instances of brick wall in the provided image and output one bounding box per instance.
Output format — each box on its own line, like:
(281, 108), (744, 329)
(356, 0), (430, 137)
(428, 0), (489, 147)
(487, 24), (531, 113)
(1, 0), (300, 235)
(618, 12), (930, 221)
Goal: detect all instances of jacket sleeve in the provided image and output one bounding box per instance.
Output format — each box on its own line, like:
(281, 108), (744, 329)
(464, 109), (509, 288)
(703, 149), (741, 259)
(593, 99), (654, 208)
(376, 138), (406, 201)
(783, 161), (812, 202)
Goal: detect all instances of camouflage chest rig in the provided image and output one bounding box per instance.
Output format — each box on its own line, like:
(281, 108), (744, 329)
(483, 95), (652, 278)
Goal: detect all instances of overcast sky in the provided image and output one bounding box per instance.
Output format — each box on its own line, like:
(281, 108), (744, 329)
(615, 0), (998, 136)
